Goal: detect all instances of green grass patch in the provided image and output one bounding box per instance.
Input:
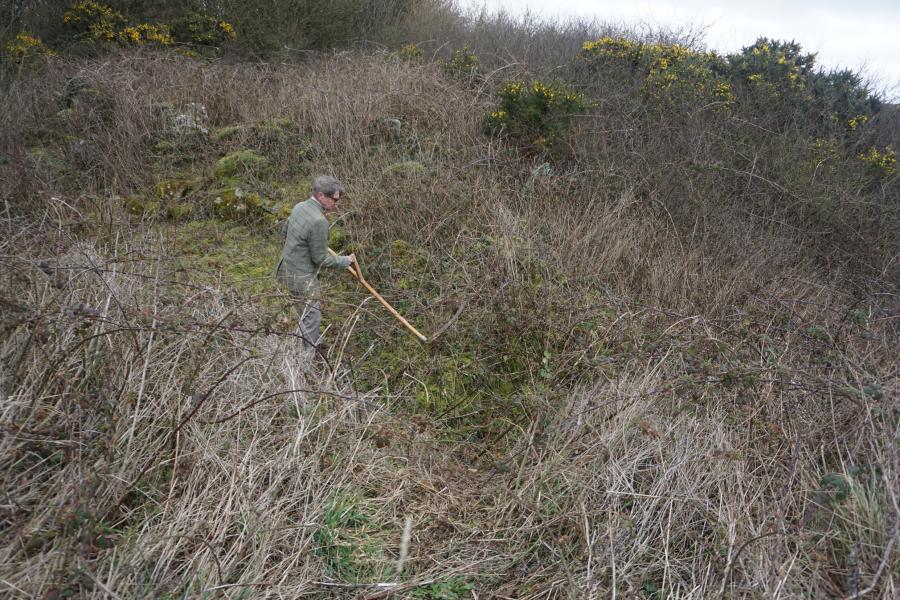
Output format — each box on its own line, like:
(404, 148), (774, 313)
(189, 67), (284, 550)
(314, 488), (393, 582)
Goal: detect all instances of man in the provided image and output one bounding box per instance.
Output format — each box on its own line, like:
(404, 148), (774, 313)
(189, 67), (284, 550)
(275, 176), (356, 352)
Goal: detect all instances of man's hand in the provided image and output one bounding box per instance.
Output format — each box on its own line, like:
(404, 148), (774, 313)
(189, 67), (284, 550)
(347, 253), (356, 265)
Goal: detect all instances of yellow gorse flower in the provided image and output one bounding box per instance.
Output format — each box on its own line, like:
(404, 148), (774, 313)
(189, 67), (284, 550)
(116, 23), (171, 45)
(582, 36), (639, 60)
(848, 115), (869, 130)
(714, 81), (735, 102)
(121, 26), (140, 42)
(502, 82), (524, 98)
(62, 2), (174, 46)
(582, 36), (731, 109)
(3, 32), (56, 60)
(218, 21), (237, 41)
(859, 146), (896, 178)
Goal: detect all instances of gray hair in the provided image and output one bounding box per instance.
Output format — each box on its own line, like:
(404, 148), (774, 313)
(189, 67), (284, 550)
(311, 175), (342, 198)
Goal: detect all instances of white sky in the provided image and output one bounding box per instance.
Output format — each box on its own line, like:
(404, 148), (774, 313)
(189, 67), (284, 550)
(461, 0), (900, 101)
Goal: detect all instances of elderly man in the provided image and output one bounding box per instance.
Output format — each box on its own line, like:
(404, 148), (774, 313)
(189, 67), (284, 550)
(276, 176), (355, 352)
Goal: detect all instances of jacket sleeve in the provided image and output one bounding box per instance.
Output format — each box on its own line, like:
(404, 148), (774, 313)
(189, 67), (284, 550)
(308, 218), (350, 269)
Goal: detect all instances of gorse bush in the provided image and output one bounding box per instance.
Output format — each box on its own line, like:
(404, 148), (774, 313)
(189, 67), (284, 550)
(440, 44), (479, 78)
(397, 42), (423, 61)
(2, 32), (55, 65)
(858, 146), (896, 180)
(726, 38), (882, 137)
(580, 37), (734, 111)
(58, 1), (233, 52)
(211, 0), (431, 56)
(811, 69), (880, 133)
(169, 12), (237, 47)
(576, 34), (880, 135)
(725, 38), (820, 133)
(3, 0), (435, 58)
(62, 1), (127, 42)
(116, 23), (173, 46)
(640, 43), (733, 108)
(728, 38), (812, 93)
(484, 80), (588, 151)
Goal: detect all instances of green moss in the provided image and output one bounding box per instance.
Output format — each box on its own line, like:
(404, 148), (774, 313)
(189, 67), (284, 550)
(390, 239), (427, 272)
(214, 120), (309, 157)
(329, 225), (347, 250)
(165, 202), (192, 221)
(169, 219), (281, 295)
(153, 139), (178, 154)
(272, 201), (293, 220)
(214, 149), (269, 180)
(213, 125), (244, 142)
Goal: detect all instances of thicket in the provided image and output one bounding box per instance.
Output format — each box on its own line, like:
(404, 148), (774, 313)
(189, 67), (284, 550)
(0, 3), (898, 599)
(0, 0), (440, 57)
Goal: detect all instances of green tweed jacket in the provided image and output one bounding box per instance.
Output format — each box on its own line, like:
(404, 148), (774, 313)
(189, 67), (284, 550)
(275, 198), (350, 295)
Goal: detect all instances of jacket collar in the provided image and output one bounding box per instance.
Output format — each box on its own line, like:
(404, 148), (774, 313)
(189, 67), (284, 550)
(306, 196), (325, 215)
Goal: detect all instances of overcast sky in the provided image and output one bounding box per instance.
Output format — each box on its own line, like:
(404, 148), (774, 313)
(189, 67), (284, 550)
(460, 0), (900, 101)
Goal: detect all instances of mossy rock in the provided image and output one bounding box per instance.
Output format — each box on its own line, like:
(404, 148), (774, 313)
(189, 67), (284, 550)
(271, 201), (294, 220)
(255, 118), (303, 143)
(266, 117), (296, 130)
(214, 119), (307, 149)
(153, 102), (209, 136)
(155, 176), (204, 201)
(380, 160), (425, 180)
(214, 150), (269, 180)
(214, 125), (243, 142)
(210, 187), (268, 221)
(253, 123), (290, 145)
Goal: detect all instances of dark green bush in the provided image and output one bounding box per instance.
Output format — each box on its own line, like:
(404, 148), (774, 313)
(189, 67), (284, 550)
(484, 80), (588, 152)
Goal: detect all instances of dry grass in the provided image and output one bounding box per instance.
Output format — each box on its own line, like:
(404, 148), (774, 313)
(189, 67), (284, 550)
(1, 50), (898, 598)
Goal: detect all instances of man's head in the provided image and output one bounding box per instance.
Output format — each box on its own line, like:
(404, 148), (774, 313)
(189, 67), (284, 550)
(311, 175), (343, 213)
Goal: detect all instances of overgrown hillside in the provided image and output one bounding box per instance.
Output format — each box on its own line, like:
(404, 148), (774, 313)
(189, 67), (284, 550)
(1, 3), (898, 599)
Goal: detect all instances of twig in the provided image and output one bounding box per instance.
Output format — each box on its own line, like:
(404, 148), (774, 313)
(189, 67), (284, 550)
(844, 527), (898, 599)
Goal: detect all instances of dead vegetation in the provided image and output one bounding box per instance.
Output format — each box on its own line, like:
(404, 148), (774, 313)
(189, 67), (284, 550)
(0, 47), (897, 599)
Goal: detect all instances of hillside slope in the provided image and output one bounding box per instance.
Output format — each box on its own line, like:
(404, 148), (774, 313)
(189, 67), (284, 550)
(1, 50), (897, 599)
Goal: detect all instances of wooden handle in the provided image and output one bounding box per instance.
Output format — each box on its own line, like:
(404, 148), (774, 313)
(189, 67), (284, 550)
(329, 248), (427, 342)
